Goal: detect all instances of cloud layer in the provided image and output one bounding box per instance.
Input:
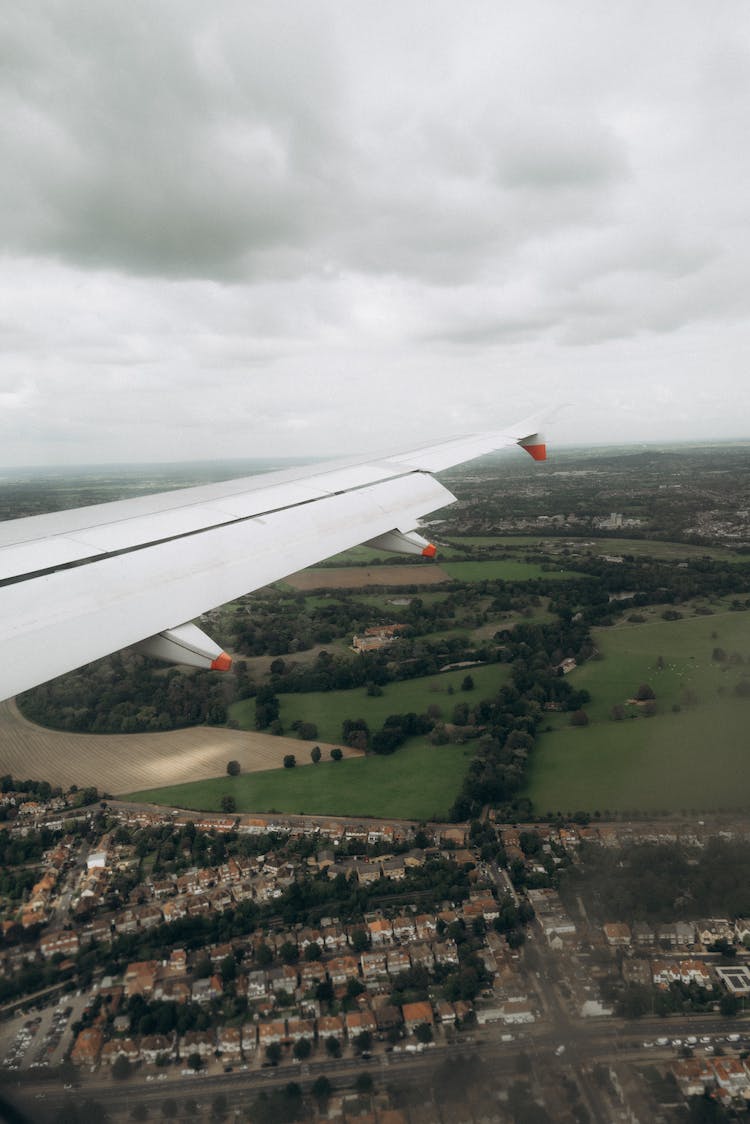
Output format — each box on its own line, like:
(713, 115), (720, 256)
(2, 1), (750, 464)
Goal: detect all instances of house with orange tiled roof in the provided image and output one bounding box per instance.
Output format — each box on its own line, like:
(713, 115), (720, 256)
(671, 1058), (713, 1097)
(161, 897), (188, 922)
(258, 1020), (286, 1047)
(217, 1026), (242, 1060)
(179, 1030), (215, 1059)
(712, 1057), (750, 1097)
(154, 977), (192, 1004)
(367, 917), (393, 945)
(360, 950), (388, 981)
(603, 922), (632, 947)
(401, 1001), (433, 1031)
(344, 1009), (377, 1038)
(432, 939), (459, 966)
(71, 1027), (103, 1067)
(318, 1014), (345, 1041)
(386, 948), (410, 976)
(101, 1038), (139, 1066)
(124, 960), (159, 997)
(286, 1017), (315, 1043)
(140, 1034), (174, 1064)
(40, 930), (80, 959)
(414, 914), (437, 940)
(327, 954), (359, 986)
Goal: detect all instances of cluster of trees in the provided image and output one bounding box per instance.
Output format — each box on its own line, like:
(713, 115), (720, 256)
(226, 588), (464, 657)
(19, 654), (227, 733)
(561, 839), (750, 923)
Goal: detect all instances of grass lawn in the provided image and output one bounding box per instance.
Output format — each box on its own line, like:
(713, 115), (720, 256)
(527, 700), (750, 816)
(125, 739), (473, 821)
(229, 662), (511, 742)
(526, 606), (750, 814)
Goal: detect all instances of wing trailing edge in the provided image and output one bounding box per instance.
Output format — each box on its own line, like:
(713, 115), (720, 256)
(0, 412), (549, 700)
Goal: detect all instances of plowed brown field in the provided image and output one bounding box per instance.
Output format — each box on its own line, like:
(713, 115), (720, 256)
(285, 565), (450, 590)
(0, 700), (354, 794)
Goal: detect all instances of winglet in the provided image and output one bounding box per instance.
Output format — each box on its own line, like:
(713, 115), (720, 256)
(211, 652), (233, 672)
(421, 543), (437, 558)
(517, 433), (547, 462)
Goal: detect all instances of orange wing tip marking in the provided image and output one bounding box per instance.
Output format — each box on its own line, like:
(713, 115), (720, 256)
(522, 443), (546, 462)
(518, 433), (547, 461)
(211, 652), (233, 672)
(421, 543), (437, 559)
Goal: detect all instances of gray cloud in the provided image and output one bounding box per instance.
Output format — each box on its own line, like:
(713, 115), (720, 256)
(1, 1), (750, 465)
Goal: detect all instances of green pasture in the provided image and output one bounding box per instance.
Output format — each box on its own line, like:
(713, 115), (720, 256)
(229, 661), (511, 743)
(580, 538), (745, 562)
(124, 741), (474, 821)
(526, 607), (750, 813)
(447, 534), (746, 563)
(447, 536), (548, 547)
(439, 561), (582, 582)
(527, 700), (750, 815)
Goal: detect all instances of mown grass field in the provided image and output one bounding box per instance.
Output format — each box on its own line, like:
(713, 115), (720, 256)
(447, 534), (745, 562)
(228, 661), (511, 743)
(125, 740), (474, 821)
(526, 605), (750, 814)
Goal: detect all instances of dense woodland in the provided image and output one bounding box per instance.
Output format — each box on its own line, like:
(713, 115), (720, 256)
(561, 839), (750, 923)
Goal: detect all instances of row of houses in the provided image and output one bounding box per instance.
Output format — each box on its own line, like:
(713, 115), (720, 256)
(603, 917), (750, 950)
(673, 1056), (750, 1109)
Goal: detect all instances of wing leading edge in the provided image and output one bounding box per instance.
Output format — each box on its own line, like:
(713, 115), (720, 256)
(0, 417), (547, 701)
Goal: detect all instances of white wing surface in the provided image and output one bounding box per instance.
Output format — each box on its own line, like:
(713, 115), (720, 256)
(0, 418), (546, 701)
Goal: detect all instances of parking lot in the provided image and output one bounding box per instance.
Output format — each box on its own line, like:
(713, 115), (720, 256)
(0, 992), (88, 1072)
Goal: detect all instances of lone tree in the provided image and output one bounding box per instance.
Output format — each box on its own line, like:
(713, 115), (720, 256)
(226, 760), (240, 776)
(310, 745), (322, 764)
(293, 1037), (312, 1060)
(330, 747), (343, 761)
(635, 683), (656, 701)
(461, 674), (475, 691)
(570, 709), (589, 727)
(220, 794), (237, 814)
(112, 1055), (132, 1080)
(283, 754), (296, 769)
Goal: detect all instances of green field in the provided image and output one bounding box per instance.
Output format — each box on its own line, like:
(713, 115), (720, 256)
(125, 740), (473, 821)
(526, 607), (750, 813)
(447, 534), (746, 563)
(229, 662), (511, 742)
(527, 700), (750, 815)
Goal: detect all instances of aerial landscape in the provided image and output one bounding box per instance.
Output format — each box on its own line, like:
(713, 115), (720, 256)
(2, 442), (750, 1124)
(3, 2), (750, 1122)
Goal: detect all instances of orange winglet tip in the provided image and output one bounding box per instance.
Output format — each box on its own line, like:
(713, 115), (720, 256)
(421, 543), (437, 559)
(211, 652), (233, 672)
(522, 442), (546, 462)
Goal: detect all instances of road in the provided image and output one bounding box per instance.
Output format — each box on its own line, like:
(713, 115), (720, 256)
(13, 1011), (750, 1123)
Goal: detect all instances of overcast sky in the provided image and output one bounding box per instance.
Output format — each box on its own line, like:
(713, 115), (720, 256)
(2, 1), (750, 466)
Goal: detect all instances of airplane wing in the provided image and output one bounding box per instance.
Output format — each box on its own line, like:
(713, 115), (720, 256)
(0, 418), (547, 702)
